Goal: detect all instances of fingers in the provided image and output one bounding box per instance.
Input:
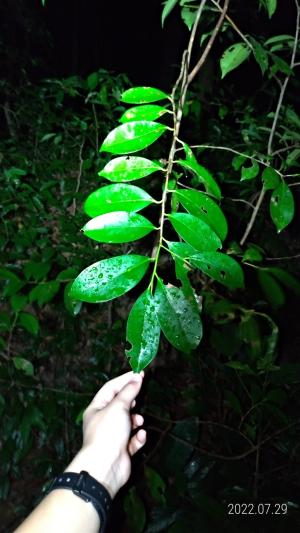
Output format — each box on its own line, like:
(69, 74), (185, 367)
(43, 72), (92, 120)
(131, 413), (144, 430)
(115, 375), (143, 410)
(90, 371), (144, 410)
(128, 429), (147, 456)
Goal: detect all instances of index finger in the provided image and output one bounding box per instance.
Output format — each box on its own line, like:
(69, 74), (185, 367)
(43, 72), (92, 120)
(89, 370), (144, 409)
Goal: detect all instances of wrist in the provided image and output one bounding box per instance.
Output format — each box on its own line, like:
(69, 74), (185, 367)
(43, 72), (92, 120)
(65, 447), (118, 499)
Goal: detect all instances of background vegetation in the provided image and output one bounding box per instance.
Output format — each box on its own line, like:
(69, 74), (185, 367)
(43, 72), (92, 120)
(0, 0), (300, 531)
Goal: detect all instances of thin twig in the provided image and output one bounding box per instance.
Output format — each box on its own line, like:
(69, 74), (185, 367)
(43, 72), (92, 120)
(265, 253), (300, 261)
(188, 0), (230, 84)
(210, 0), (253, 50)
(70, 137), (85, 216)
(239, 1), (300, 246)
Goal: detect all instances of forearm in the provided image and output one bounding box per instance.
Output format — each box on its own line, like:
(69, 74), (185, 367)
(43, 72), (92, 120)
(14, 489), (100, 533)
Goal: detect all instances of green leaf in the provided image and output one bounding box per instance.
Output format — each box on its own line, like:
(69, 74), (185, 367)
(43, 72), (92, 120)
(241, 160), (260, 181)
(190, 252), (244, 289)
(69, 255), (150, 303)
(145, 467), (166, 505)
(29, 281), (60, 306)
(12, 357), (34, 376)
(121, 87), (169, 104)
(270, 182), (294, 232)
(119, 104), (168, 123)
(177, 159), (221, 199)
(167, 241), (200, 259)
(84, 184), (154, 217)
(181, 7), (196, 30)
(19, 312), (39, 336)
(265, 0), (277, 18)
(262, 167), (280, 190)
(124, 487), (146, 533)
(126, 290), (160, 372)
(10, 293), (27, 312)
(154, 278), (202, 352)
(64, 281), (82, 316)
(82, 211), (155, 243)
(242, 246), (263, 263)
(266, 267), (300, 295)
(0, 268), (23, 297)
(251, 38), (269, 74)
(24, 261), (51, 281)
(257, 270), (285, 308)
(174, 189), (228, 240)
(220, 43), (251, 79)
(168, 213), (222, 252)
(98, 156), (163, 182)
(100, 121), (167, 155)
(56, 267), (79, 282)
(265, 34), (294, 47)
(162, 0), (179, 26)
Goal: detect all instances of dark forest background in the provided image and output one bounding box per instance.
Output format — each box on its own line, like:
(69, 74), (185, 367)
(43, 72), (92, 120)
(1, 1), (300, 532)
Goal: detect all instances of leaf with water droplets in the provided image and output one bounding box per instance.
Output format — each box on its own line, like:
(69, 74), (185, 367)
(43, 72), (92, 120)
(120, 105), (168, 123)
(121, 87), (169, 104)
(174, 189), (228, 240)
(69, 255), (150, 303)
(168, 213), (221, 252)
(190, 251), (244, 289)
(126, 289), (161, 372)
(100, 121), (167, 154)
(83, 212), (155, 243)
(84, 184), (154, 217)
(98, 156), (163, 182)
(154, 277), (202, 352)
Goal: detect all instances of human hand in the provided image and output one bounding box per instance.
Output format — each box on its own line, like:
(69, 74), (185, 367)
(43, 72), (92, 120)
(66, 371), (146, 498)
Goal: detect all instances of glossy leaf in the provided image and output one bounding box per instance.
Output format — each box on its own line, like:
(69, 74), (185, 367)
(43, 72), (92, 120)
(162, 0), (179, 26)
(174, 189), (228, 240)
(168, 213), (222, 252)
(84, 184), (154, 217)
(19, 312), (39, 336)
(69, 255), (150, 303)
(121, 87), (169, 104)
(177, 159), (221, 199)
(98, 156), (163, 182)
(100, 121), (167, 155)
(190, 252), (245, 289)
(12, 357), (34, 377)
(270, 182), (294, 232)
(220, 43), (251, 79)
(119, 104), (168, 123)
(29, 281), (60, 306)
(258, 270), (285, 308)
(126, 289), (160, 372)
(154, 278), (202, 352)
(82, 211), (155, 243)
(241, 160), (260, 181)
(262, 167), (280, 190)
(167, 241), (199, 259)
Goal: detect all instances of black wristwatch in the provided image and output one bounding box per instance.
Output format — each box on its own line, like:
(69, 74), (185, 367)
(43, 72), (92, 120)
(47, 470), (112, 532)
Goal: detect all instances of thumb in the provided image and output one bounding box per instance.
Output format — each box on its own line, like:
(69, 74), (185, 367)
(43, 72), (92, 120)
(115, 375), (143, 410)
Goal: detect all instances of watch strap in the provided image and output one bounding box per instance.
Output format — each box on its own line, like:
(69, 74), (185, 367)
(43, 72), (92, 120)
(47, 470), (112, 532)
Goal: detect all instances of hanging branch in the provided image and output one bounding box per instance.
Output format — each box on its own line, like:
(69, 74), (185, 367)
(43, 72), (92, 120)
(150, 0), (229, 286)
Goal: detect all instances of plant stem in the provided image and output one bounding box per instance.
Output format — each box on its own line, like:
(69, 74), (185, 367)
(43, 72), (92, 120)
(149, 0), (229, 291)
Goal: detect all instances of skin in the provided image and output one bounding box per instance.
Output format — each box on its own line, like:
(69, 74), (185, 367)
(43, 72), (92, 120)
(14, 371), (146, 533)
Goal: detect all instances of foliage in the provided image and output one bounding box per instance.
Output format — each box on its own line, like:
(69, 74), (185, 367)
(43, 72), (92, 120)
(1, 0), (300, 532)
